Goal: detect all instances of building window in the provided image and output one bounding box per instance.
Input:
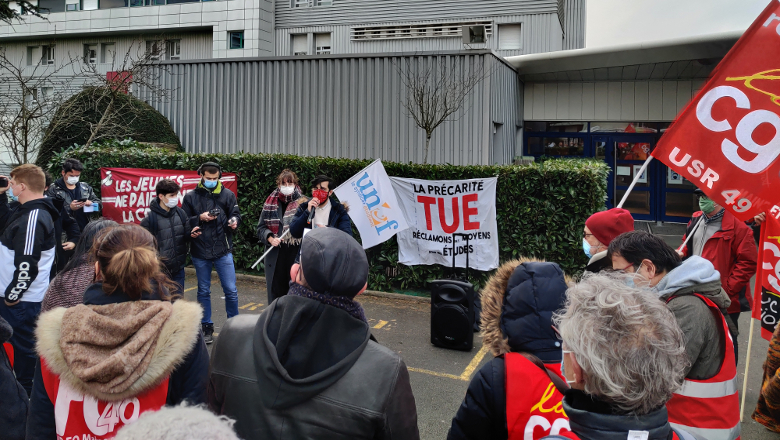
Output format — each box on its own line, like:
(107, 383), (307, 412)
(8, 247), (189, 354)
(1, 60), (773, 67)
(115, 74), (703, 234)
(498, 24), (522, 50)
(82, 0), (98, 10)
(315, 33), (331, 54)
(292, 34), (307, 55)
(166, 40), (181, 60)
(98, 0), (127, 10)
(66, 3), (78, 10)
(229, 31), (244, 49)
(314, 0), (332, 4)
(84, 44), (97, 64)
(42, 87), (54, 101)
(23, 88), (38, 106)
(42, 45), (55, 65)
(351, 21), (493, 41)
(101, 43), (115, 64)
(146, 40), (162, 60)
(39, 0), (66, 13)
(292, 0), (308, 7)
(26, 46), (41, 66)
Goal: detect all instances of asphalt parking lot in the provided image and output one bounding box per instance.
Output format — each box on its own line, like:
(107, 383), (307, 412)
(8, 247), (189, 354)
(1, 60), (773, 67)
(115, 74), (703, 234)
(183, 270), (780, 440)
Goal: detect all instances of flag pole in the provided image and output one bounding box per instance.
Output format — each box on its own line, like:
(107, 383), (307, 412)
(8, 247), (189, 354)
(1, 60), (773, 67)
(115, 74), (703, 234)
(617, 156), (654, 209)
(677, 218), (703, 253)
(740, 317), (756, 422)
(251, 229), (290, 269)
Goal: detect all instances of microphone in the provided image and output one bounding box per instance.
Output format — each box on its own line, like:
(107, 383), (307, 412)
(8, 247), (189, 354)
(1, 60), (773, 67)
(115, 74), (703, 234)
(308, 201), (316, 224)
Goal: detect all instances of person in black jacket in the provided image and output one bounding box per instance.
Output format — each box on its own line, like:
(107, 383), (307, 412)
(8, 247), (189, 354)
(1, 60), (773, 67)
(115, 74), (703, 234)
(448, 258), (570, 440)
(44, 171), (80, 276)
(47, 158), (101, 232)
(26, 224), (209, 439)
(289, 174), (352, 238)
(141, 179), (196, 295)
(0, 315), (28, 440)
(182, 162), (241, 344)
(0, 164), (59, 396)
(209, 228), (419, 440)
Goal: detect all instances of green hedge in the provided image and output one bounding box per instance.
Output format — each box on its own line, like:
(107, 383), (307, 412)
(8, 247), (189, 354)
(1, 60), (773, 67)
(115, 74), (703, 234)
(48, 145), (609, 292)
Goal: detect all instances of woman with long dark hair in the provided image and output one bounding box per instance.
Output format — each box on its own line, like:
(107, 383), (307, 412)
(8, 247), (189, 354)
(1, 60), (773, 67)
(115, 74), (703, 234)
(27, 224), (208, 439)
(41, 219), (118, 312)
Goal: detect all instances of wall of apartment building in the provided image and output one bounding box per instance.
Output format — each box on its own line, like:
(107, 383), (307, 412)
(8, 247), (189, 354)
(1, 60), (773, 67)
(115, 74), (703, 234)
(144, 51), (520, 165)
(0, 0), (274, 58)
(275, 14), (564, 58)
(561, 0), (584, 50)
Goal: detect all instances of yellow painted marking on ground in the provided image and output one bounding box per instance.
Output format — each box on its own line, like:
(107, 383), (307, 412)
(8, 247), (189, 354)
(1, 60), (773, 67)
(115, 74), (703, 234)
(249, 304), (264, 311)
(407, 367), (465, 381)
(184, 286), (198, 293)
(373, 320), (389, 329)
(238, 303), (256, 310)
(459, 345), (490, 381)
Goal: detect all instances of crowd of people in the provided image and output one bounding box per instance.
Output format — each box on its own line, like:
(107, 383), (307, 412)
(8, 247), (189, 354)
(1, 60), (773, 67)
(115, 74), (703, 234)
(0, 159), (778, 439)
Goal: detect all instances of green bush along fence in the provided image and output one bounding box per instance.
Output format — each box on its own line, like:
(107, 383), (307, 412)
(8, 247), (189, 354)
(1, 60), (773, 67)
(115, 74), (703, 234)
(49, 144), (609, 293)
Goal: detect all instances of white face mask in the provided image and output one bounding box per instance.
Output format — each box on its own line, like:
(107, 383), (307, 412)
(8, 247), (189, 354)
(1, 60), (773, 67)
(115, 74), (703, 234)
(164, 196), (179, 208)
(280, 185), (295, 196)
(66, 176), (79, 185)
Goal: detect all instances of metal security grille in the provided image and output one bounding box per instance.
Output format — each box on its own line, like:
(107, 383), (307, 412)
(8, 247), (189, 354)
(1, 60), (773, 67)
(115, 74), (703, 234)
(351, 21), (493, 41)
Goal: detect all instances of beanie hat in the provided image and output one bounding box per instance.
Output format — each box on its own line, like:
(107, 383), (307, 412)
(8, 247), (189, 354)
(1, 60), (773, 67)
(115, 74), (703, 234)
(585, 208), (634, 246)
(300, 228), (369, 298)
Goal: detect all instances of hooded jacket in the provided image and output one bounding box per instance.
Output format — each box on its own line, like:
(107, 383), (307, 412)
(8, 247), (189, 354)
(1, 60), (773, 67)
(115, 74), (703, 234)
(653, 256), (732, 380)
(26, 283), (209, 439)
(182, 182), (241, 260)
(47, 177), (100, 231)
(0, 316), (27, 440)
(208, 294), (419, 440)
(753, 320), (780, 432)
(141, 198), (191, 274)
(541, 390), (703, 440)
(0, 196), (59, 302)
(289, 196), (352, 238)
(448, 258), (570, 440)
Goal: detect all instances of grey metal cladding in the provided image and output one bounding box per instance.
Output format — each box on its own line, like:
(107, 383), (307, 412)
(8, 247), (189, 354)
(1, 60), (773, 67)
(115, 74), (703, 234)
(275, 0), (559, 28)
(562, 0), (584, 50)
(144, 52), (519, 166)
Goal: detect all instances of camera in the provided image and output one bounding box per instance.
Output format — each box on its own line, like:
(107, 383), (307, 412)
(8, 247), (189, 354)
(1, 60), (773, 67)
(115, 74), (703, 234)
(209, 208), (221, 217)
(0, 177), (7, 188)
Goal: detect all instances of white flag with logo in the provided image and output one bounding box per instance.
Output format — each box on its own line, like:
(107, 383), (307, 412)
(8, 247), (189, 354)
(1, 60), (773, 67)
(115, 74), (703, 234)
(333, 159), (409, 249)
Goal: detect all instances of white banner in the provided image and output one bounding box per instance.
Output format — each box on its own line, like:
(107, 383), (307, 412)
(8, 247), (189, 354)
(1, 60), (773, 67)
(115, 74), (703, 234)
(390, 176), (499, 271)
(333, 160), (409, 249)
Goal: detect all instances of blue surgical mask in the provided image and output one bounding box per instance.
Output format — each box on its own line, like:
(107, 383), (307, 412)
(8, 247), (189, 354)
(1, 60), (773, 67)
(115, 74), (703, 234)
(7, 186), (16, 202)
(583, 238), (592, 258)
(203, 179), (218, 189)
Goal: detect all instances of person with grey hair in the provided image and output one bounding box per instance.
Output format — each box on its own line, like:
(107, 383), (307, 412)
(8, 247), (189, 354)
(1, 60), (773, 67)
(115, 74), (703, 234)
(542, 274), (701, 440)
(114, 404), (239, 440)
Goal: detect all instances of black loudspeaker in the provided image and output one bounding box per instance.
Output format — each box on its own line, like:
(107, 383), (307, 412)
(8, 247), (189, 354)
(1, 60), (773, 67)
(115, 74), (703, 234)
(430, 279), (475, 351)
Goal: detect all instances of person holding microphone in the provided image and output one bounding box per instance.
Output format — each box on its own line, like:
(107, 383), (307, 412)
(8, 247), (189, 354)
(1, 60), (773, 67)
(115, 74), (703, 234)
(289, 175), (352, 239)
(256, 170), (303, 304)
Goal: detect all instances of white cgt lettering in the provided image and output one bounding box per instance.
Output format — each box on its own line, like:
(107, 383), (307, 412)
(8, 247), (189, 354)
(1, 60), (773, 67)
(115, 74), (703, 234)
(523, 416), (570, 440)
(697, 85), (780, 174)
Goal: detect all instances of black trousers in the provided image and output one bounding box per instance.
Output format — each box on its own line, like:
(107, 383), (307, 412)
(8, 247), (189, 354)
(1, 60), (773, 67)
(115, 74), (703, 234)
(269, 243), (300, 303)
(729, 312), (740, 366)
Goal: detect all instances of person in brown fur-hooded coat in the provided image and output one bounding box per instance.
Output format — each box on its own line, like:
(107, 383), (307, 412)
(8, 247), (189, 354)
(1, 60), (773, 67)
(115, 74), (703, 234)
(26, 224), (209, 439)
(447, 258), (571, 440)
(753, 322), (780, 432)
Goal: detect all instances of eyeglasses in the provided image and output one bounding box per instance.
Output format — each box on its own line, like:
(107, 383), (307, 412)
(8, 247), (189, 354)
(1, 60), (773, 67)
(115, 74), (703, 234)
(614, 263), (636, 273)
(583, 233), (595, 239)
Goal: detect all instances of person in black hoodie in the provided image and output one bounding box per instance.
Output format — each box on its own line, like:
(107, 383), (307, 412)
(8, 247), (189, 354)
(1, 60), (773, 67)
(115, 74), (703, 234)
(26, 224), (209, 439)
(289, 175), (352, 238)
(208, 228), (419, 440)
(182, 162), (241, 344)
(0, 315), (28, 440)
(44, 171), (80, 276)
(0, 164), (59, 396)
(141, 179), (196, 294)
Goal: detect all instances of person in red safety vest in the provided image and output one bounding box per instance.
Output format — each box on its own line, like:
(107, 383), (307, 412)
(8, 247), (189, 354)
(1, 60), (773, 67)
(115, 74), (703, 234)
(541, 274), (702, 440)
(609, 231), (739, 440)
(1, 314), (27, 440)
(25, 224), (209, 439)
(447, 258), (571, 440)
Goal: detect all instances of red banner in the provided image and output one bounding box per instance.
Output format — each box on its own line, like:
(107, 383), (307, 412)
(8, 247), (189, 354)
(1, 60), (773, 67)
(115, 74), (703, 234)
(99, 168), (238, 224)
(753, 215), (780, 340)
(651, 1), (780, 222)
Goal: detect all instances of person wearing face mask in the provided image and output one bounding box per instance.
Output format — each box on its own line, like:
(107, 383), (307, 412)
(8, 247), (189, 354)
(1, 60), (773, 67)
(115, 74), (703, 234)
(608, 231), (739, 440)
(582, 208), (633, 273)
(448, 258), (571, 440)
(256, 170), (303, 303)
(47, 158), (101, 233)
(542, 274), (698, 440)
(141, 179), (198, 295)
(679, 188), (756, 365)
(182, 162), (241, 345)
(0, 164), (60, 397)
(289, 174), (353, 238)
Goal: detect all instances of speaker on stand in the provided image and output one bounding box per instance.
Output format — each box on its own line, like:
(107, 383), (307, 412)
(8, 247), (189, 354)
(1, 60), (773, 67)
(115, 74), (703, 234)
(430, 233), (475, 351)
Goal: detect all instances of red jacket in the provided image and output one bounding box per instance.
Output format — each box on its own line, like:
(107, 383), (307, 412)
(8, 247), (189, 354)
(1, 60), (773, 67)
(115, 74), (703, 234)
(682, 210), (757, 314)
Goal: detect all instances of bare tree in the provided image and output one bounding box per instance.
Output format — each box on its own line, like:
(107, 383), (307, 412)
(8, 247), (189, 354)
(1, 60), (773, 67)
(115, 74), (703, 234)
(0, 0), (42, 24)
(395, 55), (491, 164)
(0, 46), (78, 165)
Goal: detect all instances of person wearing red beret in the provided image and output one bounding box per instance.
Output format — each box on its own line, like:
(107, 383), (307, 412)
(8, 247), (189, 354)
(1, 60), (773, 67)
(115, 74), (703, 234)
(583, 208), (634, 273)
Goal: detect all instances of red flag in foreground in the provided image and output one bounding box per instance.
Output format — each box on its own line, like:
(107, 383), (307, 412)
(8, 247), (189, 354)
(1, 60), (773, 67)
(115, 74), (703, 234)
(753, 215), (780, 340)
(651, 1), (780, 222)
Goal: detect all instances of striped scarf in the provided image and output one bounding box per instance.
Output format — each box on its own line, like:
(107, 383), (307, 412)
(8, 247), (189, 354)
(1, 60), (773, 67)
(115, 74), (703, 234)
(262, 186), (301, 237)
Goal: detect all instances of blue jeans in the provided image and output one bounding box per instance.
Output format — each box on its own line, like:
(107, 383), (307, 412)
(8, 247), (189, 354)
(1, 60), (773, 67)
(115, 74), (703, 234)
(171, 267), (186, 296)
(0, 300), (41, 396)
(192, 254), (238, 324)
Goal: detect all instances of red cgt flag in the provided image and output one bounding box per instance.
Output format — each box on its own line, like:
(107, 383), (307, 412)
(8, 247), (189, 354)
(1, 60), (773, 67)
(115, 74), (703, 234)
(753, 215), (780, 340)
(651, 1), (780, 222)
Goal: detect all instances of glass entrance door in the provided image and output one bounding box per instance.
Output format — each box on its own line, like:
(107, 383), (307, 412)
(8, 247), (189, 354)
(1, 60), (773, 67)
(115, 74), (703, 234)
(610, 135), (656, 221)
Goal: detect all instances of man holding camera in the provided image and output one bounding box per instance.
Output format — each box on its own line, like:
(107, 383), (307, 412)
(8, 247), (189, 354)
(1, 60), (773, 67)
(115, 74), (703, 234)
(183, 162), (241, 344)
